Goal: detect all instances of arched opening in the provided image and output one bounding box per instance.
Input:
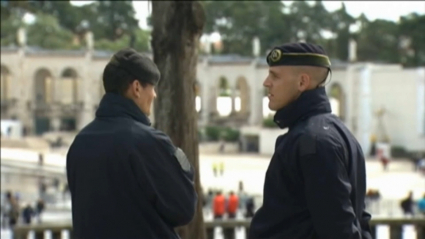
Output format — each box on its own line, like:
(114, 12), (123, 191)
(329, 83), (346, 121)
(1, 65), (10, 101)
(234, 77), (250, 115)
(33, 68), (53, 135)
(216, 76), (231, 116)
(61, 68), (79, 104)
(194, 80), (201, 113)
(60, 68), (79, 132)
(34, 68), (53, 104)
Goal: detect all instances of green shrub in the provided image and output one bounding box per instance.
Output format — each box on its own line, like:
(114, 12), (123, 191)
(390, 145), (408, 158)
(262, 117), (278, 128)
(198, 129), (203, 141)
(205, 126), (221, 141)
(204, 126), (240, 142)
(222, 127), (240, 142)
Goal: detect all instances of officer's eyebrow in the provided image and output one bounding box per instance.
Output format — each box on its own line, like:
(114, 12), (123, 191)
(269, 69), (278, 77)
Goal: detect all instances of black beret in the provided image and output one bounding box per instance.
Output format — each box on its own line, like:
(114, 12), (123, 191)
(266, 42), (331, 69)
(108, 48), (160, 85)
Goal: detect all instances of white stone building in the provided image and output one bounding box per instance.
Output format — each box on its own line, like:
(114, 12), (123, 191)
(1, 44), (424, 155)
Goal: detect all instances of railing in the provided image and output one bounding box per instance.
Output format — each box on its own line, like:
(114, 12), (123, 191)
(13, 218), (425, 239)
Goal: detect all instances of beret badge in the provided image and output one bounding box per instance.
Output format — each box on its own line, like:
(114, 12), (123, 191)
(268, 49), (282, 62)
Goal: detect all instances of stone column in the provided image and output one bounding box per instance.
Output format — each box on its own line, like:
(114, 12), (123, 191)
(52, 68), (62, 104)
(51, 69), (62, 131)
(209, 86), (218, 117)
(240, 87), (248, 114)
(357, 64), (372, 156)
(75, 32), (96, 130)
(416, 68), (425, 135)
(230, 87), (236, 115)
(201, 81), (210, 126)
(51, 118), (61, 131)
(77, 50), (94, 131)
(249, 79), (263, 125)
(345, 65), (355, 131)
(16, 31), (35, 136)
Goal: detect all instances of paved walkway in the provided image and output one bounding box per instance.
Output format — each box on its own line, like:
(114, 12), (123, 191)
(199, 154), (424, 200)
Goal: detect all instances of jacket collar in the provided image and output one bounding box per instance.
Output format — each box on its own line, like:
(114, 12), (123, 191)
(96, 93), (151, 126)
(273, 87), (331, 129)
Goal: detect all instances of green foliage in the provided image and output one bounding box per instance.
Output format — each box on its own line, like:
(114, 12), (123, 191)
(218, 76), (230, 96)
(205, 126), (222, 141)
(355, 19), (400, 63)
(263, 117), (278, 128)
(222, 128), (240, 142)
(399, 13), (425, 67)
(390, 145), (408, 158)
(26, 13), (75, 49)
(0, 10), (25, 46)
(0, 0), (144, 52)
(204, 126), (240, 142)
(201, 1), (425, 66)
(1, 0), (424, 66)
(219, 77), (228, 89)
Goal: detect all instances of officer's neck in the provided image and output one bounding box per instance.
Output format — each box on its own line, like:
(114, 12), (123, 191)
(273, 87), (331, 130)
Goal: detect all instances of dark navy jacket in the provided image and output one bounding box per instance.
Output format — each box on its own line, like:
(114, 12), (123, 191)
(66, 93), (197, 239)
(249, 87), (372, 239)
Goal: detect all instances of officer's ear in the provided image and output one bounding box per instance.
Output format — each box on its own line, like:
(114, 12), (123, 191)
(126, 79), (141, 98)
(297, 73), (311, 92)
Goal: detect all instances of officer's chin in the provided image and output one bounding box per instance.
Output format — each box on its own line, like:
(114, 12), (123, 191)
(268, 103), (278, 111)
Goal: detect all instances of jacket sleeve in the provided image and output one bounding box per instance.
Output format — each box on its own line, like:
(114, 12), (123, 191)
(298, 135), (362, 239)
(361, 208), (372, 239)
(132, 130), (197, 227)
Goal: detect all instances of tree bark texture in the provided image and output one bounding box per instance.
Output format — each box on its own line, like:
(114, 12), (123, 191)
(151, 2), (206, 239)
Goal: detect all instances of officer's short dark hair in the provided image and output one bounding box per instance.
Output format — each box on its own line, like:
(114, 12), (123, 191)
(103, 64), (149, 95)
(102, 48), (160, 95)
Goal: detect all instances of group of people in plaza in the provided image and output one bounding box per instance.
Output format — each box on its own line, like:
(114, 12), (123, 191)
(203, 182), (256, 220)
(370, 134), (425, 173)
(1, 191), (45, 229)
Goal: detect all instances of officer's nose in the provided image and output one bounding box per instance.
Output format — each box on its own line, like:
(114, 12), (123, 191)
(263, 77), (271, 88)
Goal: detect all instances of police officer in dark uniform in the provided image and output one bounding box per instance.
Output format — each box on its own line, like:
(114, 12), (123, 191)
(249, 43), (372, 239)
(66, 48), (197, 239)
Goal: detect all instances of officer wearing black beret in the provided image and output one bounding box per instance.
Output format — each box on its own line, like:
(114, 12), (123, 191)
(67, 48), (197, 239)
(249, 43), (372, 239)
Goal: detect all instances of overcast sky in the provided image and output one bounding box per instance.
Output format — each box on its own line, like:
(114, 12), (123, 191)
(70, 1), (425, 30)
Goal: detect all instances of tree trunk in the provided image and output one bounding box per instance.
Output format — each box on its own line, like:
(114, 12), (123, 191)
(151, 2), (206, 239)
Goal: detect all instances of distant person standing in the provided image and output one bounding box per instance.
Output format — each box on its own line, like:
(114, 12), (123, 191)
(400, 191), (415, 217)
(369, 134), (377, 157)
(418, 158), (425, 175)
(2, 191), (12, 228)
(7, 193), (20, 229)
(213, 191), (226, 219)
(219, 161), (224, 176)
(226, 191), (239, 219)
(417, 193), (425, 216)
(205, 190), (214, 216)
(219, 139), (225, 153)
(35, 199), (45, 223)
(245, 197), (255, 219)
(22, 203), (35, 225)
(212, 162), (218, 177)
(238, 181), (248, 212)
